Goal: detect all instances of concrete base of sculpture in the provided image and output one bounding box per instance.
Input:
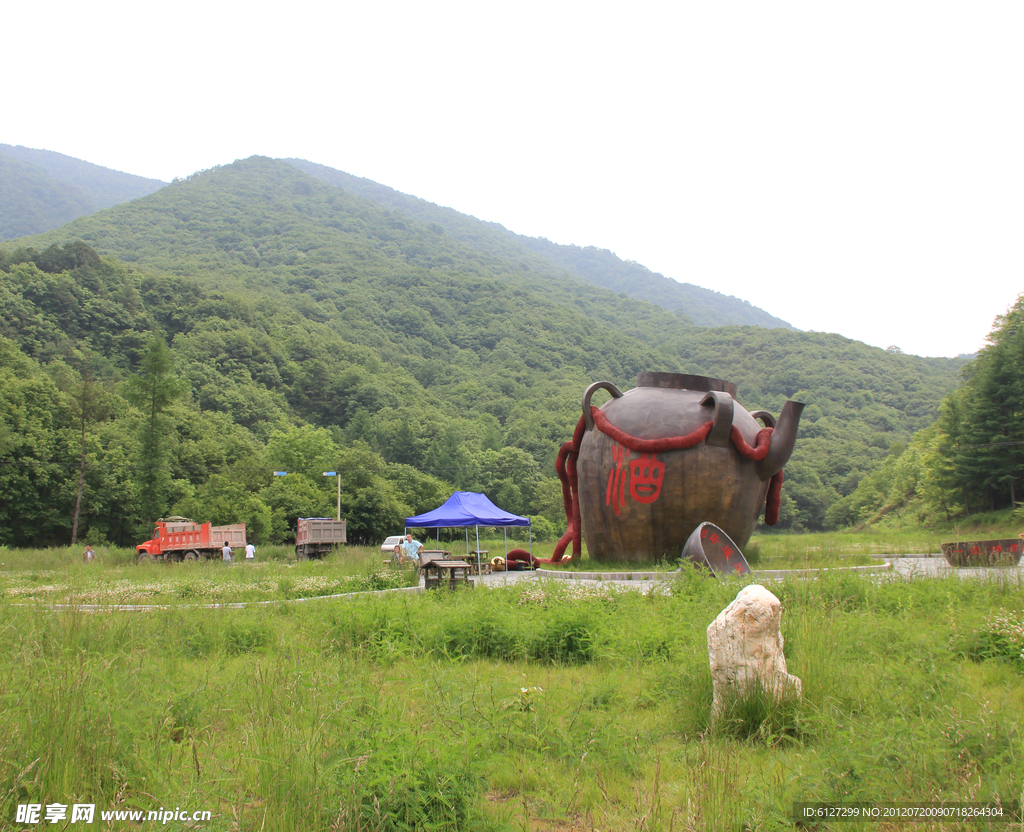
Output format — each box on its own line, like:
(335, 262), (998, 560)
(706, 584), (802, 724)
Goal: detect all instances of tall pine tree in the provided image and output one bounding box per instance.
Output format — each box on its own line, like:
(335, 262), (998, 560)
(124, 335), (181, 530)
(948, 297), (1024, 512)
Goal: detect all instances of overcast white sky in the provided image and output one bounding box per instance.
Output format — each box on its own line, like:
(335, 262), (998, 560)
(5, 1), (1022, 357)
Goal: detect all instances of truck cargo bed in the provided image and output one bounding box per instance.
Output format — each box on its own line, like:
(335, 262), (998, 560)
(296, 518), (347, 560)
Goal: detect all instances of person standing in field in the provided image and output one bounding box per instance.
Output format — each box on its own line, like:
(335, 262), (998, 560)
(222, 541), (233, 563)
(83, 544), (96, 562)
(245, 542), (256, 561)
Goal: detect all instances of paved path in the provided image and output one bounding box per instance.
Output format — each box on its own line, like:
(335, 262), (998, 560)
(886, 555), (1024, 582)
(477, 556), (1024, 591)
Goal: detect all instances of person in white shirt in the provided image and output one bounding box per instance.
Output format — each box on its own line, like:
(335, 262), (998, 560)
(245, 543), (256, 561)
(221, 542), (233, 563)
(402, 534), (423, 564)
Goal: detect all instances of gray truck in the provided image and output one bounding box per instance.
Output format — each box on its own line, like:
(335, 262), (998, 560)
(295, 517), (348, 560)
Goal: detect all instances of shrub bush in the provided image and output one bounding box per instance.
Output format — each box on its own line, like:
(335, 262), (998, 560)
(528, 604), (599, 665)
(335, 741), (479, 831)
(224, 618), (272, 655)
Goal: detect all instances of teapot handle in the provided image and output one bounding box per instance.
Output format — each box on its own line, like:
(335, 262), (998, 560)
(582, 381), (623, 431)
(700, 391), (735, 447)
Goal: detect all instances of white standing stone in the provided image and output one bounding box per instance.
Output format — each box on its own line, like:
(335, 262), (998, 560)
(706, 584), (802, 723)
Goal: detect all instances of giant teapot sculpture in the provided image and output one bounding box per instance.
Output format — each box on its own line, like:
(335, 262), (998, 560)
(556, 372), (803, 564)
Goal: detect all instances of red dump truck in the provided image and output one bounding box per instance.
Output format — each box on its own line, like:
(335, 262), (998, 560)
(295, 517), (347, 560)
(136, 517), (247, 562)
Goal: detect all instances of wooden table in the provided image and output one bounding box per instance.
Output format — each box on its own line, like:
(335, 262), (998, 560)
(419, 551), (449, 585)
(421, 558), (474, 590)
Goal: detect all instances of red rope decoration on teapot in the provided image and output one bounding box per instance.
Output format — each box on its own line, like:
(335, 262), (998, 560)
(544, 406), (785, 563)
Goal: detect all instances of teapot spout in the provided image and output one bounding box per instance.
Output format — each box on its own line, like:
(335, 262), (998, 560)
(757, 400), (805, 480)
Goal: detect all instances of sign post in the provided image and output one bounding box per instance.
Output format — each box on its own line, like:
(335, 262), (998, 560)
(323, 472), (340, 521)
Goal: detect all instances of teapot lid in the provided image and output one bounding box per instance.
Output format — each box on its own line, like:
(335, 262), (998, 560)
(636, 372), (737, 398)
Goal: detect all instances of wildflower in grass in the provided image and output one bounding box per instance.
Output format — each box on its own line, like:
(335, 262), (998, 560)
(514, 581), (627, 607)
(518, 685), (544, 711)
(981, 610), (1024, 667)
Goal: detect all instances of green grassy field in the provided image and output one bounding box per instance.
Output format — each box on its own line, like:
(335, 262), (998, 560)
(1, 536), (1022, 830)
(0, 546), (419, 606)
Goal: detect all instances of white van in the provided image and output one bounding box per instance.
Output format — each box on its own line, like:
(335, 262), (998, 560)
(380, 535), (405, 553)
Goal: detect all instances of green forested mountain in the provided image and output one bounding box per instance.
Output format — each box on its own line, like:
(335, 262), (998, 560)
(0, 144), (166, 240)
(516, 237), (794, 329)
(831, 297), (1023, 528)
(0, 156), (968, 547)
(283, 159), (794, 329)
(0, 153), (96, 240)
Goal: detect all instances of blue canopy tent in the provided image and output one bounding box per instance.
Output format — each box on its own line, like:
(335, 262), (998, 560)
(405, 491), (532, 573)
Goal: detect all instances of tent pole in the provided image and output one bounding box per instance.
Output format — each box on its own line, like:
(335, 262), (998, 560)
(476, 526), (482, 581)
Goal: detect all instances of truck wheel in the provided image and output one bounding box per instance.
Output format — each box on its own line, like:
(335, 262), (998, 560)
(183, 551), (198, 562)
(296, 546), (307, 561)
(137, 552), (154, 564)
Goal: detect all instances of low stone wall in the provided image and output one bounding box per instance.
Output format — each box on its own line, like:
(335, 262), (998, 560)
(536, 562), (893, 582)
(941, 539), (1023, 567)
